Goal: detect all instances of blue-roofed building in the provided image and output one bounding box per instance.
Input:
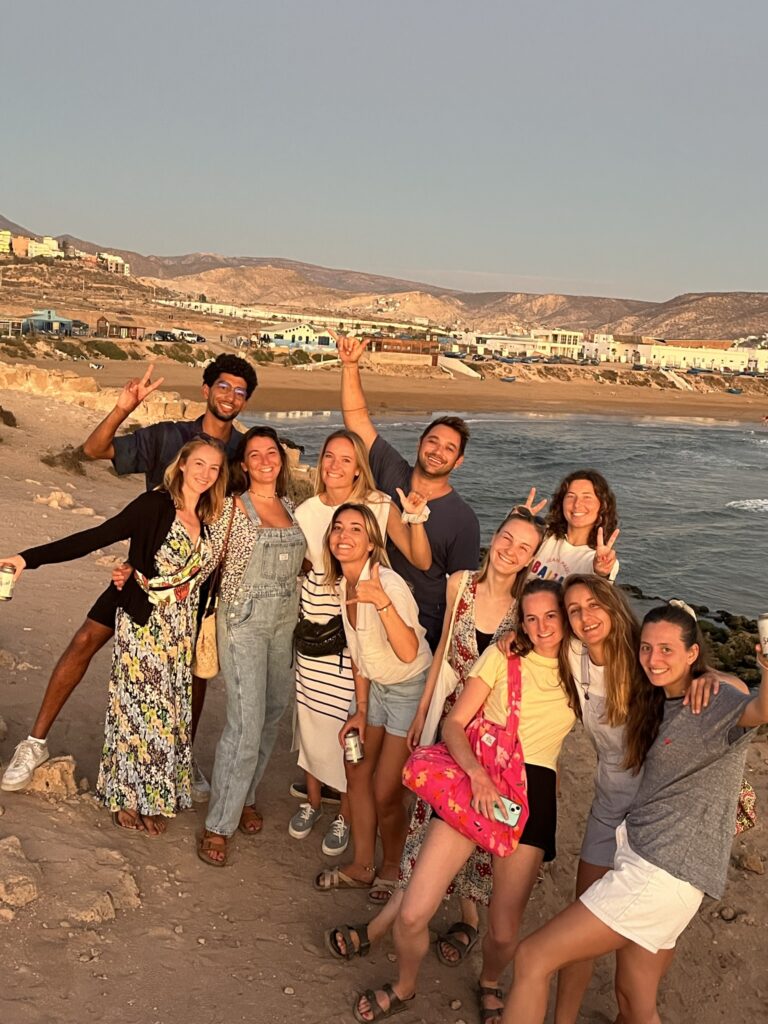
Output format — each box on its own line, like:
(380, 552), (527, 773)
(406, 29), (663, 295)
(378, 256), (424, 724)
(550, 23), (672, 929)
(22, 309), (73, 335)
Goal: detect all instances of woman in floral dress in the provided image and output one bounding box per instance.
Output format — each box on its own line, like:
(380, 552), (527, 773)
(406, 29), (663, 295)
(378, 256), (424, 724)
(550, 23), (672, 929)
(2, 437), (228, 835)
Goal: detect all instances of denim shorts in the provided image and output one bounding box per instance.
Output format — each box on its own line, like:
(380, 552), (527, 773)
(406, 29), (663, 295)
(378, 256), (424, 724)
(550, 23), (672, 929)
(351, 670), (428, 738)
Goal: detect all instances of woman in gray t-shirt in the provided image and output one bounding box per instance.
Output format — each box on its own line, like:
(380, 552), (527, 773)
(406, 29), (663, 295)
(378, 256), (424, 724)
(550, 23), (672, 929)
(500, 601), (765, 1024)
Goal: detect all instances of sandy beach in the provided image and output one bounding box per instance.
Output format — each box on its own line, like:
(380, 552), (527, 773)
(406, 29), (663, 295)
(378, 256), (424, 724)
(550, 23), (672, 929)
(0, 385), (766, 1024)
(26, 357), (767, 424)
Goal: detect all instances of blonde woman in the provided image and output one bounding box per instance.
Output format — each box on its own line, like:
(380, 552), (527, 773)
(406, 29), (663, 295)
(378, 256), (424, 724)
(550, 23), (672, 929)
(1, 437), (227, 835)
(314, 503), (432, 895)
(291, 429), (430, 861)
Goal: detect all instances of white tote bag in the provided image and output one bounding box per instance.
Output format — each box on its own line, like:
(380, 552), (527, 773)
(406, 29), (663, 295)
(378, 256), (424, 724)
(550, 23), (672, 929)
(420, 570), (470, 746)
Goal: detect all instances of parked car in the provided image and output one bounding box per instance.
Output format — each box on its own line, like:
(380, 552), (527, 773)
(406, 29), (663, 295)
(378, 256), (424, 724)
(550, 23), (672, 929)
(152, 331), (176, 342)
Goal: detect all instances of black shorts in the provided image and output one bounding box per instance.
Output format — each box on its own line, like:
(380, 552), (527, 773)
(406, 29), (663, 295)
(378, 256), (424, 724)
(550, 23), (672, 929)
(519, 763), (557, 863)
(87, 585), (119, 630)
(431, 762), (558, 862)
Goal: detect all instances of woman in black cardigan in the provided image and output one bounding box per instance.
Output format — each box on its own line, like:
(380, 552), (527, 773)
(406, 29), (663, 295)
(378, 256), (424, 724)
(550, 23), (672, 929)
(1, 437), (228, 835)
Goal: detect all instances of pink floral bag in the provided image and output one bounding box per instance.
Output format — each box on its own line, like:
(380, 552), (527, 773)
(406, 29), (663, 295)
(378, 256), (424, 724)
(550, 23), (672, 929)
(402, 654), (529, 857)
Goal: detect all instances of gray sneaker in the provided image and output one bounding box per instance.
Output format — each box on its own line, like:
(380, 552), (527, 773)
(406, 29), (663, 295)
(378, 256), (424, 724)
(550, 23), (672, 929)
(288, 802), (322, 840)
(1, 738), (50, 791)
(321, 814), (350, 856)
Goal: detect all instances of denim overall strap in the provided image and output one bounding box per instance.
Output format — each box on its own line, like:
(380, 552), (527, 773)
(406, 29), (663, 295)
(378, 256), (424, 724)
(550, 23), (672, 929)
(237, 492), (305, 596)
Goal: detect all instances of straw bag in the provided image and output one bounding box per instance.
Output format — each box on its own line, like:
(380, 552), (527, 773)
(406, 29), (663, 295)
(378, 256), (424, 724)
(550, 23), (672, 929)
(192, 500), (235, 679)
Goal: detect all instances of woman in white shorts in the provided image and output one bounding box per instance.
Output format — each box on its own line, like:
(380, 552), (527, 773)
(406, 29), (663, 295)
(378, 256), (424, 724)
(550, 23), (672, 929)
(314, 503), (432, 895)
(502, 600), (765, 1024)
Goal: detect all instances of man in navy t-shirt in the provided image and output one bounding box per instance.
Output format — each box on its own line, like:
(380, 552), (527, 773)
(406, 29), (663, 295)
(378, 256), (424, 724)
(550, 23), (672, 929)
(339, 337), (480, 651)
(1, 354), (258, 798)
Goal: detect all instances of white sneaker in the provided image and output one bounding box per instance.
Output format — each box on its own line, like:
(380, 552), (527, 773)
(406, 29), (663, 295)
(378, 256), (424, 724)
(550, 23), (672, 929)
(288, 802), (322, 839)
(190, 759), (211, 802)
(321, 814), (350, 856)
(1, 738), (50, 791)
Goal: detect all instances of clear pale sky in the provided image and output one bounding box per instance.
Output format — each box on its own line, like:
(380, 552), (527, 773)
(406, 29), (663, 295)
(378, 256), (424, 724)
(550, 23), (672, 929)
(4, 1), (767, 301)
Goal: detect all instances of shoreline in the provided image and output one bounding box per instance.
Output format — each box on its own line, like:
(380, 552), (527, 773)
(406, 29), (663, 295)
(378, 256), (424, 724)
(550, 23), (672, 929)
(20, 357), (768, 424)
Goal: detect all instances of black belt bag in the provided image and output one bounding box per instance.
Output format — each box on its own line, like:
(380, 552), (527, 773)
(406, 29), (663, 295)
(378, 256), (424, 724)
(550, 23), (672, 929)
(293, 613), (346, 660)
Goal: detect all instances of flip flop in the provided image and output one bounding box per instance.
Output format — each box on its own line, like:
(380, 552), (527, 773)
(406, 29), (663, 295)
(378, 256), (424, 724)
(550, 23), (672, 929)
(368, 876), (396, 904)
(314, 867), (372, 891)
(436, 921), (479, 966)
(325, 922), (371, 961)
(111, 810), (145, 833)
(353, 982), (415, 1022)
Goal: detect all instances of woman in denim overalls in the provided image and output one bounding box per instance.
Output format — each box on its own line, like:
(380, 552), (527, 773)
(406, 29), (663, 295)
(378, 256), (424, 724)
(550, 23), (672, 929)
(199, 427), (306, 866)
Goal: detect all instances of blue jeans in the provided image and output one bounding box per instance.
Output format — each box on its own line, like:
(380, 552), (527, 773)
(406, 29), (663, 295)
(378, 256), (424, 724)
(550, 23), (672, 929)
(205, 496), (304, 837)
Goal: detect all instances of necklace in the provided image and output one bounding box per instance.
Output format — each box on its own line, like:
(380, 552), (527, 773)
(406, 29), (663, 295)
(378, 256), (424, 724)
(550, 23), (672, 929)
(249, 489), (277, 500)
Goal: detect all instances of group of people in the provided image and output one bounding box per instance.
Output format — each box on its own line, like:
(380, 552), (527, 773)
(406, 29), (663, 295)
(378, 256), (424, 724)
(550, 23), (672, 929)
(1, 338), (765, 1023)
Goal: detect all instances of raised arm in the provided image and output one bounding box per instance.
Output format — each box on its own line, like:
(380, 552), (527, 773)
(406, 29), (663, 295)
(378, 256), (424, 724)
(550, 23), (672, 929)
(384, 490), (432, 570)
(338, 337), (378, 451)
(82, 364), (165, 460)
(352, 564), (419, 663)
(738, 648), (768, 728)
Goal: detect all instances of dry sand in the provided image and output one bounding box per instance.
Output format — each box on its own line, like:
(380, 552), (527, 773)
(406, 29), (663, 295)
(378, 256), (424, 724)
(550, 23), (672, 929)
(27, 357), (767, 423)
(0, 388), (766, 1024)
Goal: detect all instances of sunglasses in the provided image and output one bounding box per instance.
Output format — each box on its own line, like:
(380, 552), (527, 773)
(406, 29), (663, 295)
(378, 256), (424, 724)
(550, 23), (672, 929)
(509, 504), (547, 526)
(213, 380), (248, 400)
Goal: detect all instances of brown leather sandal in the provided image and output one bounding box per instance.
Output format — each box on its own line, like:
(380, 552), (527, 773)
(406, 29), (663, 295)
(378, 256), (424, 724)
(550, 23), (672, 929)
(197, 831), (228, 867)
(238, 805), (263, 835)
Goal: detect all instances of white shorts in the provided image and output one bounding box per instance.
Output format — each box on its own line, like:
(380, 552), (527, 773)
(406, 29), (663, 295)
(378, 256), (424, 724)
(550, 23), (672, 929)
(579, 822), (703, 954)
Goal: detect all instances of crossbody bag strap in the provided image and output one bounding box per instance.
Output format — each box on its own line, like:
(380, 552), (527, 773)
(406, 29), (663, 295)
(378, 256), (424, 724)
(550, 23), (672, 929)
(504, 652), (524, 732)
(205, 498), (236, 610)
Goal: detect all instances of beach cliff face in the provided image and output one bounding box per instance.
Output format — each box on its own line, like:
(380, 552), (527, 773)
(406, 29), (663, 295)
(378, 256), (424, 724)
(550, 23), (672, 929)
(0, 382), (767, 1024)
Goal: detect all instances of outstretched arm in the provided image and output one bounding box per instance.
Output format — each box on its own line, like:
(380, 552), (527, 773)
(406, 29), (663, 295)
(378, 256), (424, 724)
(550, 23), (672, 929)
(82, 364), (165, 460)
(338, 337), (378, 451)
(738, 648), (768, 727)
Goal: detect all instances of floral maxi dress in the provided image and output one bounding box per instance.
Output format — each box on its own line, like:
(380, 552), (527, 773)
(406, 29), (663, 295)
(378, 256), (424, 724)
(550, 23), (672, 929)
(97, 520), (210, 817)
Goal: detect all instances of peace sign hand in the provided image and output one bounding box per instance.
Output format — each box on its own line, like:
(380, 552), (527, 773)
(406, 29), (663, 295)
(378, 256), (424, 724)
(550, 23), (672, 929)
(523, 487), (548, 516)
(593, 527), (620, 578)
(116, 363), (166, 414)
(338, 337), (370, 366)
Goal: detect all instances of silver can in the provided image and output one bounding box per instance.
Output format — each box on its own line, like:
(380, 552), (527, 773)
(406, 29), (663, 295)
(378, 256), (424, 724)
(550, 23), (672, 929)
(758, 613), (768, 658)
(344, 728), (364, 764)
(0, 564), (14, 601)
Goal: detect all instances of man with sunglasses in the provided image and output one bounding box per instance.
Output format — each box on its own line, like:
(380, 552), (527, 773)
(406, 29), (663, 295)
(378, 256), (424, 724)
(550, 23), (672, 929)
(1, 354), (258, 795)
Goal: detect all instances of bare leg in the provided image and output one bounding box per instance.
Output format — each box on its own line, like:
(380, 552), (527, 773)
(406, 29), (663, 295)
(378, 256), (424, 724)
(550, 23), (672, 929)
(372, 731), (411, 881)
(554, 859), (610, 1024)
(614, 944), (675, 1024)
(191, 675), (206, 743)
(354, 820), (474, 1021)
(30, 618), (113, 738)
(503, 901), (629, 1024)
(338, 725), (385, 883)
(305, 771), (323, 810)
(478, 843), (544, 1018)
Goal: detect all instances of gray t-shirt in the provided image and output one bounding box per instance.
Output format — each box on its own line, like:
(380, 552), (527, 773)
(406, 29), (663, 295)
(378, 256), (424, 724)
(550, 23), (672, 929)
(626, 686), (752, 898)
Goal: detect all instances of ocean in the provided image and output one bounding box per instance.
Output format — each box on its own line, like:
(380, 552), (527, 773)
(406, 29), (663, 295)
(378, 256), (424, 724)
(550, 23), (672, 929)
(243, 411), (768, 619)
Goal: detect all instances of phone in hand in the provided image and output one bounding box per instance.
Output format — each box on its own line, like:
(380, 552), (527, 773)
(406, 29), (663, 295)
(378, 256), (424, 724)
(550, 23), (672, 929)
(491, 797), (523, 826)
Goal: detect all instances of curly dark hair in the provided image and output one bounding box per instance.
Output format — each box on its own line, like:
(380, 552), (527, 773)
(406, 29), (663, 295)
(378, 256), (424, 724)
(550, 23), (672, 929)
(546, 469), (618, 547)
(203, 354), (258, 397)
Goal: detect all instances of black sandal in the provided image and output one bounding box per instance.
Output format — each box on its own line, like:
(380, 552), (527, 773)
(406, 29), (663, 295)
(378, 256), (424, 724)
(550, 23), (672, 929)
(325, 922), (371, 961)
(353, 983), (415, 1022)
(435, 921), (479, 966)
(478, 984), (504, 1023)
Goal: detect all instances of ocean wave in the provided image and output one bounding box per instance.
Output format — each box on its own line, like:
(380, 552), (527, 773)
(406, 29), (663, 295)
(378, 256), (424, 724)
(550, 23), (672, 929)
(726, 498), (768, 512)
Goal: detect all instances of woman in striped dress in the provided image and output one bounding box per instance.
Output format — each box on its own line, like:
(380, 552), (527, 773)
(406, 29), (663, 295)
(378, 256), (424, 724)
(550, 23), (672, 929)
(290, 429), (431, 857)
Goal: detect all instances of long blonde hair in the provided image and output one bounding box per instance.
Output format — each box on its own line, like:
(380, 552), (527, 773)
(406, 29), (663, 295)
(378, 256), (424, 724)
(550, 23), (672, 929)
(323, 502), (391, 584)
(315, 429), (389, 509)
(163, 438), (228, 524)
(562, 574), (643, 727)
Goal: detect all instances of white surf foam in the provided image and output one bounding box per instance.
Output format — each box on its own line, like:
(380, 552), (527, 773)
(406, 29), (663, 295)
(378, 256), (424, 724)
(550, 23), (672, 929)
(726, 498), (768, 512)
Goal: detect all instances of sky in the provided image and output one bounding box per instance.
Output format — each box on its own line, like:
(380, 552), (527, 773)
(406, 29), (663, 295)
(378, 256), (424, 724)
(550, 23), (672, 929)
(3, 1), (767, 301)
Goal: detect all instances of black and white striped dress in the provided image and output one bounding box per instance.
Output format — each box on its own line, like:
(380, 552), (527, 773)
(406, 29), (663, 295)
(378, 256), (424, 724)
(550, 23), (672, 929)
(293, 494), (391, 792)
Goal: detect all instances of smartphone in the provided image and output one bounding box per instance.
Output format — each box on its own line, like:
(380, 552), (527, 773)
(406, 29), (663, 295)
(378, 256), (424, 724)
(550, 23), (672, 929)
(492, 797), (523, 827)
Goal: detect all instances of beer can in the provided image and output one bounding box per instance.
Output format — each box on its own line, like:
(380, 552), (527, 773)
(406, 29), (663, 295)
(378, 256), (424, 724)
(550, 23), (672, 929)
(0, 564), (14, 601)
(758, 613), (768, 658)
(344, 728), (364, 763)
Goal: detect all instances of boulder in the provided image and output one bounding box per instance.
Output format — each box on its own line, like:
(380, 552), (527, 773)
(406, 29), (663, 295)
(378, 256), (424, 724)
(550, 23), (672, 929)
(0, 836), (41, 909)
(25, 756), (79, 799)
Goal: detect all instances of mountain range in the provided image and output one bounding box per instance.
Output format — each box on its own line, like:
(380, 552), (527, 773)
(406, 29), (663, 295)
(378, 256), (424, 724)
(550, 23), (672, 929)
(2, 213), (766, 338)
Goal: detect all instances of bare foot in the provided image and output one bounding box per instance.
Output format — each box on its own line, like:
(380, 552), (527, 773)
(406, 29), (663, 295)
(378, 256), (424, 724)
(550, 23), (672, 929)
(140, 814), (168, 837)
(112, 809), (145, 832)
